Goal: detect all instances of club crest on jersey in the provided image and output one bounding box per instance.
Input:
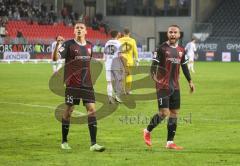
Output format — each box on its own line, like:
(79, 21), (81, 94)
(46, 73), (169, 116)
(59, 47), (65, 52)
(178, 51), (183, 58)
(87, 48), (91, 55)
(166, 51), (170, 55)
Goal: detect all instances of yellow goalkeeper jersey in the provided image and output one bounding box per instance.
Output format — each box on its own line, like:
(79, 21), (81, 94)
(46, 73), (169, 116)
(119, 36), (138, 66)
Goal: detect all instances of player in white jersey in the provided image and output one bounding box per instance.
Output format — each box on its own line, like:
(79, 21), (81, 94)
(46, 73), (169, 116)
(104, 30), (125, 103)
(51, 35), (64, 74)
(185, 38), (197, 73)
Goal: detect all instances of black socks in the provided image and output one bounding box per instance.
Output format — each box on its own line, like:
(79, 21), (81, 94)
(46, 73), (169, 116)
(147, 113), (164, 132)
(167, 117), (177, 141)
(62, 116), (97, 146)
(62, 118), (70, 143)
(88, 116), (97, 146)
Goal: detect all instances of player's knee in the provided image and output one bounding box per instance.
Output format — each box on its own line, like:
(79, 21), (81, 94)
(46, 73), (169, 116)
(87, 108), (96, 117)
(63, 105), (74, 119)
(65, 105), (74, 113)
(169, 109), (178, 117)
(66, 105), (74, 115)
(159, 108), (169, 118)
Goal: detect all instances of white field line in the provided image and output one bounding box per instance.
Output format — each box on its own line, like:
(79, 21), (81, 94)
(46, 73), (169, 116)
(0, 101), (239, 123)
(0, 101), (87, 116)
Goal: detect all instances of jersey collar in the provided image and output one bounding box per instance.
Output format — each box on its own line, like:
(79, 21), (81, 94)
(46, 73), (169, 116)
(166, 41), (179, 48)
(74, 39), (87, 46)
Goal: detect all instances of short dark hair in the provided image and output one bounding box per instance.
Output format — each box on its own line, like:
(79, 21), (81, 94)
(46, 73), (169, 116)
(110, 30), (119, 38)
(168, 25), (181, 31)
(74, 21), (86, 27)
(56, 35), (61, 40)
(123, 28), (130, 35)
(191, 37), (197, 41)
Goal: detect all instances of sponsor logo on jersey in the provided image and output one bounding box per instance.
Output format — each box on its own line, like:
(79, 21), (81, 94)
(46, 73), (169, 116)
(166, 51), (170, 56)
(75, 56), (90, 60)
(87, 48), (91, 55)
(178, 51), (183, 58)
(59, 47), (65, 52)
(167, 57), (181, 64)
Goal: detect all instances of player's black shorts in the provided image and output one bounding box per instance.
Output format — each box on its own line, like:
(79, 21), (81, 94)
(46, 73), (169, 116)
(156, 89), (180, 110)
(65, 86), (95, 106)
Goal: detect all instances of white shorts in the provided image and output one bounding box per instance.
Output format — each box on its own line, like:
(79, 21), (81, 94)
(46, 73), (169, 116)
(106, 70), (124, 81)
(187, 54), (194, 62)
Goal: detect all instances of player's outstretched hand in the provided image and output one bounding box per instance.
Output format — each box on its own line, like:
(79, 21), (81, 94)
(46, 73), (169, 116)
(189, 81), (195, 93)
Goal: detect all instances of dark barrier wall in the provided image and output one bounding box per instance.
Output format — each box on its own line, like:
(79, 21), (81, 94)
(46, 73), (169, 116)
(0, 44), (51, 53)
(1, 41), (240, 62)
(0, 44), (104, 60)
(0, 44), (51, 59)
(196, 38), (240, 62)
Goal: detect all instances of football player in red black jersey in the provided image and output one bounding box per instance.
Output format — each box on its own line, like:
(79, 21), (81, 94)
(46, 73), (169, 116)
(54, 21), (105, 152)
(143, 25), (195, 150)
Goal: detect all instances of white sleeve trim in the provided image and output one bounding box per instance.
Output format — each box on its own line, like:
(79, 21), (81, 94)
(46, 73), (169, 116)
(152, 58), (159, 63)
(182, 59), (189, 65)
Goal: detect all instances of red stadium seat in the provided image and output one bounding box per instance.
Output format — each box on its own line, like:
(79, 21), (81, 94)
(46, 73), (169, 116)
(6, 20), (110, 44)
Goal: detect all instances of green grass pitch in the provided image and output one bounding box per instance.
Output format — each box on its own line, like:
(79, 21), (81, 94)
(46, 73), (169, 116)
(0, 62), (239, 166)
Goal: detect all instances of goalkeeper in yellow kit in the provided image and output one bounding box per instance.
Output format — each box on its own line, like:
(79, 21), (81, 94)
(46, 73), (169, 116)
(119, 28), (139, 94)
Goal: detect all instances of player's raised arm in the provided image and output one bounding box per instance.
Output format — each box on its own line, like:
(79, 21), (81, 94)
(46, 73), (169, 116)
(52, 36), (64, 61)
(52, 41), (60, 61)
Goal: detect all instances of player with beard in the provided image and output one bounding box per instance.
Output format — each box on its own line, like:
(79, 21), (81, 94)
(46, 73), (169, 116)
(143, 25), (195, 150)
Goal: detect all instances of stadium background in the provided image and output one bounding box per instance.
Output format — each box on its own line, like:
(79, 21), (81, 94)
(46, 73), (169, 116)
(0, 0), (239, 62)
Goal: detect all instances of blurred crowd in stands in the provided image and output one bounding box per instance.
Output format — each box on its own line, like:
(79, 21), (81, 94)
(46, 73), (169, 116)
(91, 13), (110, 35)
(0, 0), (110, 45)
(0, 0), (66, 25)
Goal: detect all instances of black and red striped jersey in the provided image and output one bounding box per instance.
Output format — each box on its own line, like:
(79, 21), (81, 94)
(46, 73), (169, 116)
(152, 42), (189, 90)
(59, 39), (93, 88)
